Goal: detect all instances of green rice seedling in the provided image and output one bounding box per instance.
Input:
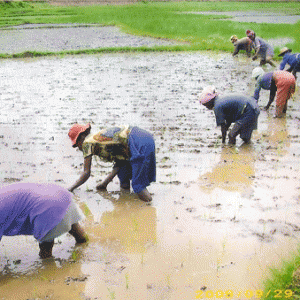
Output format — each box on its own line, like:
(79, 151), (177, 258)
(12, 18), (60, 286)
(85, 185), (93, 192)
(125, 273), (129, 289)
(165, 273), (171, 288)
(107, 287), (116, 300)
(40, 275), (49, 281)
(71, 249), (78, 261)
(132, 217), (139, 232)
(221, 236), (227, 252)
(81, 202), (91, 217)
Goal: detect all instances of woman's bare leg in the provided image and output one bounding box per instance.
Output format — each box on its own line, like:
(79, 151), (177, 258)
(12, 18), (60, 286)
(69, 223), (88, 244)
(96, 167), (120, 190)
(39, 241), (54, 259)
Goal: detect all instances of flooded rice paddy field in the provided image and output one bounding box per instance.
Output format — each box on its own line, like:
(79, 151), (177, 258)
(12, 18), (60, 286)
(0, 52), (300, 299)
(0, 24), (184, 54)
(185, 10), (300, 24)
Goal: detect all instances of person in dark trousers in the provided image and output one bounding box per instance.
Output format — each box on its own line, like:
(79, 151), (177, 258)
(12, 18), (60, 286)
(0, 183), (87, 259)
(68, 124), (156, 202)
(199, 86), (260, 145)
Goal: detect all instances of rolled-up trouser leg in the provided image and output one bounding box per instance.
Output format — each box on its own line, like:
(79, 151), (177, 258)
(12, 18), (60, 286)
(228, 123), (242, 144)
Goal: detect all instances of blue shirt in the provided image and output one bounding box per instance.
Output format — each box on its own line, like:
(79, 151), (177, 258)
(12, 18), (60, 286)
(214, 94), (259, 126)
(253, 72), (273, 101)
(279, 52), (300, 70)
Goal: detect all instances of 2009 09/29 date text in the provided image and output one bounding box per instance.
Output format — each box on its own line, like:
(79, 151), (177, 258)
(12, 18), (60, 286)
(195, 289), (293, 299)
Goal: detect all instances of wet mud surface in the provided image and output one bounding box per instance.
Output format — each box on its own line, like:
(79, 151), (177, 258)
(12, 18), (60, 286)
(185, 10), (300, 24)
(0, 50), (300, 299)
(0, 24), (184, 54)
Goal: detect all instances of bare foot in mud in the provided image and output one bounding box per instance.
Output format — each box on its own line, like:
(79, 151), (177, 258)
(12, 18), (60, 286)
(137, 188), (152, 202)
(96, 183), (108, 190)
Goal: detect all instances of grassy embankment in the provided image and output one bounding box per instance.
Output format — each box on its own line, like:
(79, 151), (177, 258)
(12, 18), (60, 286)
(0, 1), (299, 58)
(261, 248), (300, 299)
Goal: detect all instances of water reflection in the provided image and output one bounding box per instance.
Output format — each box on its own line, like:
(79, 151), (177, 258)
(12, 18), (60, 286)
(198, 144), (255, 193)
(259, 116), (290, 157)
(0, 249), (87, 300)
(86, 191), (157, 254)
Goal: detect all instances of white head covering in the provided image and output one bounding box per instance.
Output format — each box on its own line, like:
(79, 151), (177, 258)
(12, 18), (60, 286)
(252, 67), (264, 79)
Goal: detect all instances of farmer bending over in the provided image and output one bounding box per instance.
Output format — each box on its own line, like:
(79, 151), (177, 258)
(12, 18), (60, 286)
(230, 35), (253, 57)
(246, 30), (276, 67)
(278, 47), (300, 79)
(252, 67), (296, 118)
(199, 86), (260, 145)
(0, 183), (87, 259)
(68, 124), (156, 202)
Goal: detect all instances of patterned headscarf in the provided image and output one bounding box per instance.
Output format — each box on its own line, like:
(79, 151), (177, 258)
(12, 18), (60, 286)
(199, 86), (218, 105)
(246, 29), (255, 39)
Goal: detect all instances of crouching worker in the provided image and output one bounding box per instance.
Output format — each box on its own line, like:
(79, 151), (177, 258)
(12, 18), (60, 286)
(0, 183), (87, 259)
(199, 86), (260, 145)
(230, 35), (253, 57)
(278, 47), (300, 79)
(68, 124), (156, 202)
(246, 30), (276, 67)
(252, 67), (296, 117)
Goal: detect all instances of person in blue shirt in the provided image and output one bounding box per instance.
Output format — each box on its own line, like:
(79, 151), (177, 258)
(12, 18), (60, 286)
(278, 47), (300, 79)
(252, 68), (274, 103)
(199, 86), (260, 145)
(252, 67), (296, 117)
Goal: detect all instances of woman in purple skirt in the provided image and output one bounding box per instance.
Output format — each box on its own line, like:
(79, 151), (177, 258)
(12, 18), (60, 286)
(0, 183), (87, 259)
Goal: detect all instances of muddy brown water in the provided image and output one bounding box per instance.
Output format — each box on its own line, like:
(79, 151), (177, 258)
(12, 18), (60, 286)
(0, 52), (300, 300)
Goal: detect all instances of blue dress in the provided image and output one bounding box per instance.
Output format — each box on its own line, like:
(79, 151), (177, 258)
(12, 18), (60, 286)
(117, 127), (156, 194)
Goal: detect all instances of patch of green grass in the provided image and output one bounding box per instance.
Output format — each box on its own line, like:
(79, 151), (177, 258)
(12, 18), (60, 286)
(71, 249), (78, 261)
(125, 273), (129, 289)
(0, 1), (299, 57)
(261, 247), (300, 299)
(0, 45), (191, 59)
(107, 287), (116, 300)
